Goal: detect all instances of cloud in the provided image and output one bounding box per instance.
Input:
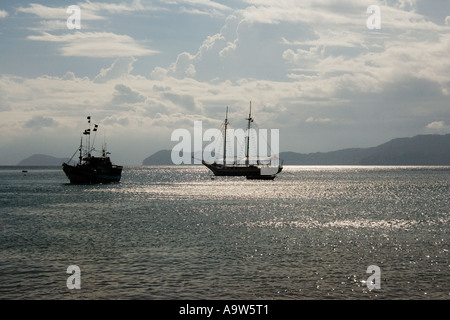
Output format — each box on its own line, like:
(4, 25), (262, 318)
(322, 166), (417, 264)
(29, 20), (68, 32)
(171, 0), (231, 15)
(0, 10), (8, 18)
(24, 116), (58, 130)
(27, 32), (159, 58)
(155, 0), (448, 88)
(426, 121), (449, 131)
(165, 52), (198, 79)
(112, 84), (146, 105)
(16, 1), (166, 33)
(16, 3), (103, 21)
(94, 57), (137, 83)
(162, 92), (199, 111)
(159, 13), (316, 81)
(79, 0), (149, 14)
(16, 1), (162, 20)
(102, 115), (130, 127)
(305, 117), (332, 123)
(62, 71), (76, 81)
(239, 0), (366, 26)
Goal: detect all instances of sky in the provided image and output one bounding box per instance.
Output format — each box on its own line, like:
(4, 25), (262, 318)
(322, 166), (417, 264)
(0, 0), (449, 165)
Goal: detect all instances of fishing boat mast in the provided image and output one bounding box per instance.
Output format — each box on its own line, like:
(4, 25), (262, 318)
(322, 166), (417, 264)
(81, 116), (99, 159)
(87, 116), (91, 157)
(78, 136), (83, 165)
(245, 101), (253, 167)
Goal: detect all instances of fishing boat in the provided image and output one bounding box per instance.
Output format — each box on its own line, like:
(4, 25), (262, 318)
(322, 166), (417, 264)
(202, 103), (283, 180)
(62, 116), (122, 184)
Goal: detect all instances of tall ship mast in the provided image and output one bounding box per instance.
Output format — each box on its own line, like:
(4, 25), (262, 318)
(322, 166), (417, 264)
(62, 116), (123, 184)
(202, 102), (283, 180)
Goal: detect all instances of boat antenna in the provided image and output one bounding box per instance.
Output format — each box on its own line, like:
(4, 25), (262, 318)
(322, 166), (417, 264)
(245, 101), (253, 166)
(102, 129), (110, 157)
(223, 106), (229, 165)
(66, 133), (83, 166)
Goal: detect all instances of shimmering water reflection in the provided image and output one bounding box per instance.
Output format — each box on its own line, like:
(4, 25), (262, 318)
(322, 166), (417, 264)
(0, 166), (449, 299)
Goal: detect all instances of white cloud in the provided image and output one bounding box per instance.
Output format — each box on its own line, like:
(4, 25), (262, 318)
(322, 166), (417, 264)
(27, 32), (159, 58)
(0, 9), (8, 18)
(171, 0), (231, 12)
(166, 52), (198, 79)
(112, 84), (146, 105)
(426, 121), (449, 130)
(163, 92), (200, 111)
(102, 115), (130, 127)
(16, 1), (167, 32)
(16, 3), (103, 20)
(392, 0), (417, 10)
(79, 0), (148, 14)
(30, 20), (68, 32)
(156, 0), (449, 98)
(94, 57), (137, 83)
(16, 1), (162, 19)
(305, 117), (332, 124)
(240, 0), (367, 25)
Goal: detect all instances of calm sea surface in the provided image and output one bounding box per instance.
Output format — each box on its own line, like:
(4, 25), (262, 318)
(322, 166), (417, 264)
(0, 166), (449, 300)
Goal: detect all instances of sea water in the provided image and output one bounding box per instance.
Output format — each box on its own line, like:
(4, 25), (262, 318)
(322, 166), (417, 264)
(0, 166), (449, 299)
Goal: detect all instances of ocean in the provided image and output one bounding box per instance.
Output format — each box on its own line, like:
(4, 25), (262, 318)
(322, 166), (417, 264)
(0, 165), (449, 300)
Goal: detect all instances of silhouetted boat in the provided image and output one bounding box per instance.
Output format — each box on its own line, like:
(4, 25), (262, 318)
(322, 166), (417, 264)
(62, 116), (122, 184)
(202, 103), (283, 180)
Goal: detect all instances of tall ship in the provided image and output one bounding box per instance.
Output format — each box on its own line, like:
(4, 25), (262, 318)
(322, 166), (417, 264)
(202, 103), (283, 180)
(62, 116), (123, 184)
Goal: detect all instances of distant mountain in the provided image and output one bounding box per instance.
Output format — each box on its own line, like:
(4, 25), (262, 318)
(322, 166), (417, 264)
(142, 134), (450, 166)
(142, 150), (174, 165)
(17, 154), (69, 166)
(282, 134), (450, 165)
(359, 134), (450, 165)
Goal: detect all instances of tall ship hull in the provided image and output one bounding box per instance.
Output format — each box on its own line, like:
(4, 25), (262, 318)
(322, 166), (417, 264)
(202, 103), (283, 180)
(202, 160), (282, 180)
(62, 116), (123, 184)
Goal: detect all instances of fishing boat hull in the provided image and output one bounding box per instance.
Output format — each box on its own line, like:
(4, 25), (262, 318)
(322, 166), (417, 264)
(62, 162), (122, 184)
